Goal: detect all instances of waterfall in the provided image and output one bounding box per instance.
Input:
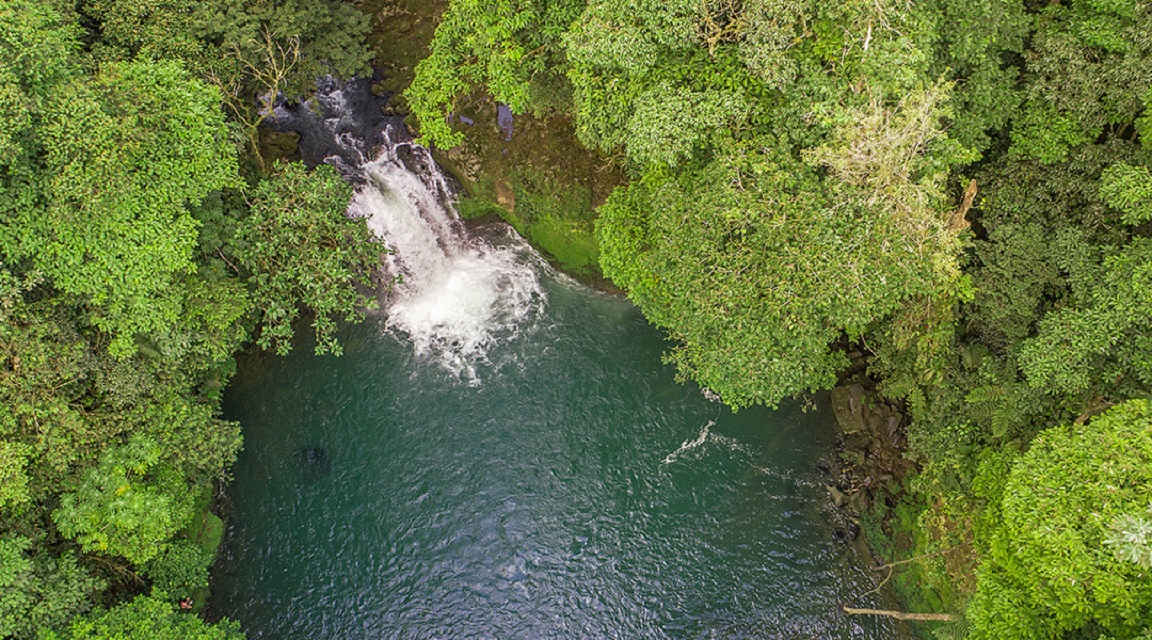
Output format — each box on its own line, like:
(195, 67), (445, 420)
(353, 143), (545, 380)
(270, 78), (546, 381)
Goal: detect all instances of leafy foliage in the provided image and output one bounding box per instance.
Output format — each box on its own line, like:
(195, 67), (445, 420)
(1018, 238), (1152, 396)
(406, 0), (585, 148)
(967, 400), (1152, 639)
(1101, 162), (1152, 225)
(45, 594), (244, 640)
(0, 538), (104, 640)
(53, 437), (196, 565)
(142, 542), (212, 601)
(81, 0), (373, 95)
(233, 162), (384, 355)
(10, 57), (240, 356)
(1008, 0), (1152, 164)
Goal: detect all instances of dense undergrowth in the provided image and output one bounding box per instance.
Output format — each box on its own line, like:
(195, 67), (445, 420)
(3, 0), (1152, 637)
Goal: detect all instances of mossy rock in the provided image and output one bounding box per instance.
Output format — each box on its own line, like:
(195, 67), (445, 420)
(258, 129), (301, 165)
(527, 215), (599, 276)
(191, 513), (225, 560)
(424, 92), (626, 284)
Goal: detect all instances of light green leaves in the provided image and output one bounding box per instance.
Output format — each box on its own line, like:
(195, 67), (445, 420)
(0, 537), (104, 640)
(53, 436), (194, 565)
(48, 594), (243, 640)
(0, 441), (31, 511)
(21, 58), (240, 356)
(1105, 507), (1152, 570)
(1018, 238), (1152, 395)
(968, 400), (1152, 639)
(1101, 162), (1152, 225)
(624, 84), (748, 167)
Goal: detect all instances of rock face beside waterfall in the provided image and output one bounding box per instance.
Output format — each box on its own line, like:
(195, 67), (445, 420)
(358, 0), (627, 283)
(430, 95), (626, 283)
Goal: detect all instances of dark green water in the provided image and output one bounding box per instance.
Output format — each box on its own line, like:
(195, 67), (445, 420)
(212, 274), (900, 639)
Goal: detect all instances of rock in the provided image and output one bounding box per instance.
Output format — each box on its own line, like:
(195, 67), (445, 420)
(830, 385), (866, 434)
(493, 180), (515, 210)
(848, 488), (871, 513)
(298, 447), (331, 475)
(845, 432), (872, 452)
(376, 75), (405, 95)
(388, 94), (409, 116)
(257, 129), (300, 163)
(885, 415), (901, 438)
(864, 409), (886, 435)
(826, 485), (848, 508)
(848, 382), (865, 412)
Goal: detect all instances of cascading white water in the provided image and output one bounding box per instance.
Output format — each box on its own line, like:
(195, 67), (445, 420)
(349, 143), (545, 381)
(270, 79), (546, 381)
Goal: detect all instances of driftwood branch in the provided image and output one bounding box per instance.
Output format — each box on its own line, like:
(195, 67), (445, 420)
(843, 606), (955, 622)
(877, 542), (971, 570)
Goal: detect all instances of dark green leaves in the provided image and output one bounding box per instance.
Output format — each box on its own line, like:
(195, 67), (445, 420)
(233, 162), (383, 356)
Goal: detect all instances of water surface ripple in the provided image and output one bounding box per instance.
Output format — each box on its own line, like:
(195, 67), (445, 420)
(212, 277), (900, 639)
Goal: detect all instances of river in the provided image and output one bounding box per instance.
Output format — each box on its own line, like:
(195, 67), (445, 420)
(208, 80), (903, 639)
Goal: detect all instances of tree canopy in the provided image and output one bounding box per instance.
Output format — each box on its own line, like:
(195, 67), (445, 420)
(968, 400), (1152, 639)
(410, 0), (1152, 632)
(0, 0), (379, 637)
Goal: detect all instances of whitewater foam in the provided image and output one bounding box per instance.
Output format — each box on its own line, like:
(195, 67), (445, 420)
(271, 79), (547, 381)
(350, 143), (545, 382)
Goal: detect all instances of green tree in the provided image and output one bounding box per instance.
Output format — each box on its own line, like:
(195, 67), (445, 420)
(1009, 0), (1152, 163)
(0, 0), (78, 233)
(142, 542), (212, 602)
(81, 0), (372, 95)
(53, 436), (195, 565)
(967, 399), (1152, 639)
(0, 537), (105, 640)
(1018, 237), (1152, 398)
(45, 594), (243, 640)
(406, 0), (585, 148)
(4, 56), (240, 357)
(231, 162), (383, 355)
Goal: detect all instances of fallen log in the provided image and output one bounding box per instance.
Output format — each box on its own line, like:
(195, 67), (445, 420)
(842, 606), (955, 622)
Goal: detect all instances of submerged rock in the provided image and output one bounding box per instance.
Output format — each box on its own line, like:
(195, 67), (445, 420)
(298, 447), (331, 475)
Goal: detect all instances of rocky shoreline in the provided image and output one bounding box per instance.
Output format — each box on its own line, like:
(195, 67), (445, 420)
(824, 375), (917, 552)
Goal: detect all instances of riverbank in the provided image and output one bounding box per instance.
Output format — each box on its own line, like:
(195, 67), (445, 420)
(825, 372), (975, 636)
